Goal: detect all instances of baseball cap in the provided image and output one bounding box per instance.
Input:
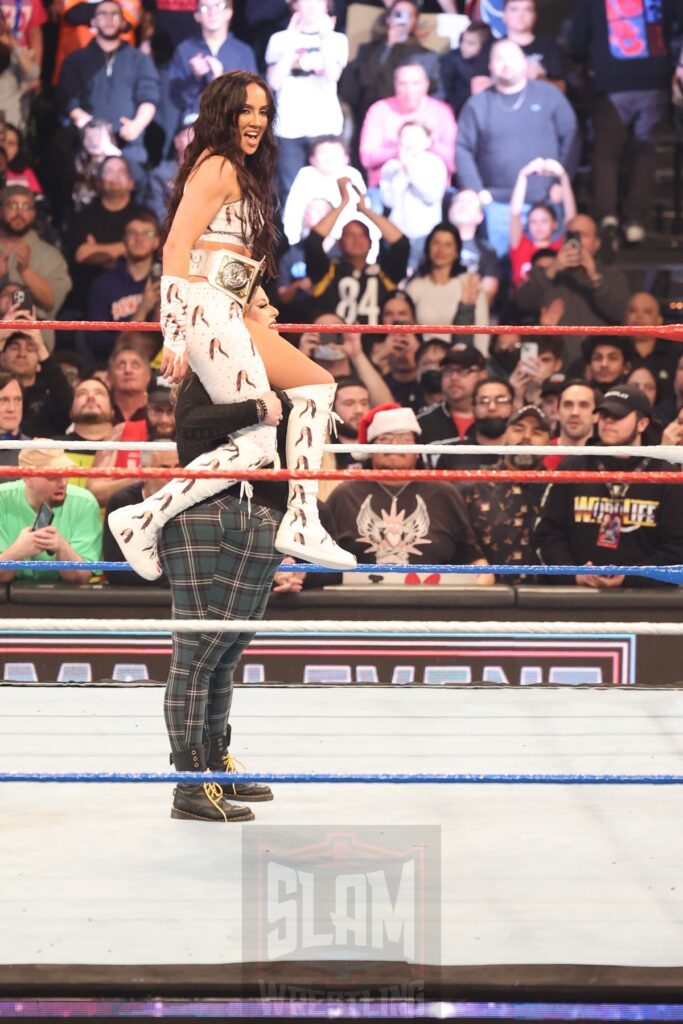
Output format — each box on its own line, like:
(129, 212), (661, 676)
(540, 372), (566, 398)
(18, 443), (77, 470)
(596, 384), (652, 420)
(0, 184), (34, 203)
(441, 342), (486, 371)
(147, 378), (174, 407)
(507, 404), (551, 432)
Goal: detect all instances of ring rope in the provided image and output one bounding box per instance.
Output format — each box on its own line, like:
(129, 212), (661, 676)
(3, 560), (682, 583)
(2, 771), (683, 784)
(6, 318), (683, 339)
(0, 618), (679, 634)
(3, 438), (683, 465)
(1, 465), (681, 483)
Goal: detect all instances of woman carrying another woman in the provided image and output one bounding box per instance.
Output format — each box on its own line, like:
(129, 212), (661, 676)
(109, 70), (356, 579)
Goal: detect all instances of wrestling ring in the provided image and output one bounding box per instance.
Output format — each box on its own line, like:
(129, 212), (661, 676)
(2, 319), (683, 1020)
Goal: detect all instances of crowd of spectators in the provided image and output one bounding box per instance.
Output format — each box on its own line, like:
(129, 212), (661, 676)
(1, 0), (683, 592)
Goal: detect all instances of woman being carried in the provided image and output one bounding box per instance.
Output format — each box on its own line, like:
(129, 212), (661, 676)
(109, 70), (356, 578)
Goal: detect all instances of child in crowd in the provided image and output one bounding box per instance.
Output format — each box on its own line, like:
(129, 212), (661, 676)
(379, 121), (449, 273)
(509, 157), (576, 288)
(282, 135), (378, 257)
(439, 20), (491, 116)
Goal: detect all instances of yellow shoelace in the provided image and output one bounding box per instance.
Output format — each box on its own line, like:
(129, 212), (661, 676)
(223, 752), (246, 795)
(203, 780), (227, 822)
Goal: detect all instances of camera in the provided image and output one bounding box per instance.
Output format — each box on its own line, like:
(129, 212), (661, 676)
(10, 286), (33, 311)
(391, 8), (410, 25)
(315, 333), (345, 362)
(565, 229), (582, 252)
(32, 502), (54, 531)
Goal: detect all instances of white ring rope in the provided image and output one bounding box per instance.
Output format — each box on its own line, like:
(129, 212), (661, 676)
(1, 438), (682, 463)
(0, 618), (680, 635)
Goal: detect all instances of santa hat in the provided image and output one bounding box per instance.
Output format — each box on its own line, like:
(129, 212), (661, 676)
(357, 403), (422, 444)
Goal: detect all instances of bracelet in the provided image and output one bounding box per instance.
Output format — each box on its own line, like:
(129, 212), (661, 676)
(256, 397), (268, 422)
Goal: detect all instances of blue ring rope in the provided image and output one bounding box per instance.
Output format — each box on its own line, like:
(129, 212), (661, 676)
(1, 1003), (683, 1022)
(3, 771), (683, 784)
(3, 1004), (683, 1023)
(2, 560), (683, 583)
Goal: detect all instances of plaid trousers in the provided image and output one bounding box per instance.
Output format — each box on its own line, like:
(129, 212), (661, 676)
(158, 492), (283, 753)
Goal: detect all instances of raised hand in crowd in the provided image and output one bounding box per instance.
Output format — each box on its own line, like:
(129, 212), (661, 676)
(547, 240), (582, 276)
(297, 328), (321, 361)
(460, 271), (482, 307)
(540, 297), (565, 327)
(336, 176), (358, 208)
(135, 275), (161, 321)
(509, 352), (545, 406)
(339, 329), (364, 361)
(0, 306), (48, 359)
(577, 243), (599, 284)
(662, 410), (683, 447)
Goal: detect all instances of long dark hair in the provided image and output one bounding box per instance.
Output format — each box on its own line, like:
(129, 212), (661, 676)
(4, 123), (30, 174)
(163, 71), (279, 274)
(416, 222), (465, 279)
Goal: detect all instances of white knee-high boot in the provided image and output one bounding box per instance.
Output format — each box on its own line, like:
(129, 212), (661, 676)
(274, 383), (357, 570)
(108, 426), (276, 581)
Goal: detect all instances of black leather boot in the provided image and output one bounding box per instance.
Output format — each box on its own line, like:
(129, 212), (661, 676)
(170, 743), (255, 822)
(206, 726), (273, 802)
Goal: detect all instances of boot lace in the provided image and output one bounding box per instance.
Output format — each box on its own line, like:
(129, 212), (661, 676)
(223, 751), (246, 795)
(327, 410), (343, 439)
(203, 780), (228, 822)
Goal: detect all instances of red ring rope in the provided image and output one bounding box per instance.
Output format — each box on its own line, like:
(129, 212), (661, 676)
(3, 320), (683, 339)
(3, 466), (681, 483)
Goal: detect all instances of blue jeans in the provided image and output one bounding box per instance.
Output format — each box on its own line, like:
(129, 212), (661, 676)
(276, 136), (310, 203)
(484, 200), (530, 259)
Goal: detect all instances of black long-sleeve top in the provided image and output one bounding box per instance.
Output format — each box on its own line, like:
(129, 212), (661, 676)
(22, 356), (73, 437)
(533, 454), (683, 587)
(175, 372), (288, 512)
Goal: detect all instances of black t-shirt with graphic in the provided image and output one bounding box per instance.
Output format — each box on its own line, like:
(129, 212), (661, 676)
(323, 479), (483, 565)
(533, 454), (683, 586)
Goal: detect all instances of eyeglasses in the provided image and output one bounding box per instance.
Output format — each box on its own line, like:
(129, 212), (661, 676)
(374, 432), (416, 443)
(3, 201), (33, 211)
(475, 396), (513, 407)
(124, 229), (157, 239)
(197, 1), (229, 11)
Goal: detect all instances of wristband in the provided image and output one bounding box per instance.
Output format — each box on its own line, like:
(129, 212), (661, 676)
(160, 274), (188, 355)
(256, 397), (268, 422)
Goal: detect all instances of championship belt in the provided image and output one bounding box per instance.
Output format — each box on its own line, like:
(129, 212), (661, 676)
(189, 248), (265, 308)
